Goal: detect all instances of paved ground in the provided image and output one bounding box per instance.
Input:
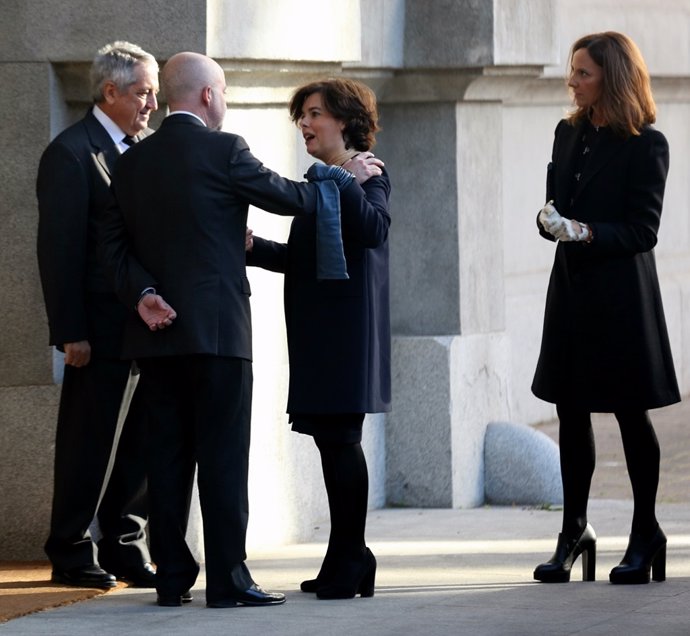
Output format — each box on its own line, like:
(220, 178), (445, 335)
(1, 400), (688, 636)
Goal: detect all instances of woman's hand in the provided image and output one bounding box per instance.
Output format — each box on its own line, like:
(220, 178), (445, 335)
(539, 201), (589, 242)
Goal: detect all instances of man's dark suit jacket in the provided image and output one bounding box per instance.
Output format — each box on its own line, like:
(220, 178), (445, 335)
(37, 110), (151, 356)
(99, 113), (351, 360)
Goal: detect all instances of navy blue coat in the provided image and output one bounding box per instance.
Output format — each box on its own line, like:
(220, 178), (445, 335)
(248, 170), (392, 415)
(532, 119), (680, 411)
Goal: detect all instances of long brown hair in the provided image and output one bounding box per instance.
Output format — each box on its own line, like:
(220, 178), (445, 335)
(289, 78), (380, 151)
(566, 31), (656, 137)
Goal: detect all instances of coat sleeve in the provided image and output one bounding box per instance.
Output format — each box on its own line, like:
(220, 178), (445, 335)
(537, 122), (561, 243)
(338, 170), (391, 248)
(246, 235), (288, 273)
(536, 161), (557, 243)
(97, 170), (157, 310)
(36, 140), (90, 346)
(587, 129), (668, 255)
(227, 136), (318, 216)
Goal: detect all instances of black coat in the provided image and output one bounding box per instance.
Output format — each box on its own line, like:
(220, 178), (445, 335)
(532, 119), (680, 411)
(248, 170), (392, 414)
(99, 114), (330, 361)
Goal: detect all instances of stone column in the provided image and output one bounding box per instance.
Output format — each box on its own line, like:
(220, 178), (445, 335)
(378, 0), (557, 508)
(379, 99), (512, 507)
(0, 61), (63, 559)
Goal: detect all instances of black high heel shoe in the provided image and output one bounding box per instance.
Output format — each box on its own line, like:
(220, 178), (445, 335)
(301, 550), (336, 593)
(609, 525), (667, 584)
(534, 523), (596, 583)
(300, 577), (321, 593)
(315, 548), (376, 600)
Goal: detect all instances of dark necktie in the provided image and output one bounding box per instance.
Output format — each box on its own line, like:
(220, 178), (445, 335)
(122, 135), (136, 147)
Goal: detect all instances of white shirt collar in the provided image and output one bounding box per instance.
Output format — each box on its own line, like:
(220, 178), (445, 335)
(167, 110), (207, 127)
(92, 105), (131, 151)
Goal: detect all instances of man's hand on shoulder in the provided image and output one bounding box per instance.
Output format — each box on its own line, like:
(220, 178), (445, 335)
(343, 153), (383, 185)
(137, 294), (177, 331)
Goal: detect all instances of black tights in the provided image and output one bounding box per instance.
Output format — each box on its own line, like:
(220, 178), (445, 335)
(557, 405), (660, 539)
(314, 437), (369, 561)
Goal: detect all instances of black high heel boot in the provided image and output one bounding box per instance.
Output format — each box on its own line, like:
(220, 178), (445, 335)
(300, 577), (321, 593)
(534, 523), (596, 583)
(609, 525), (667, 584)
(316, 548), (376, 600)
(299, 543), (334, 594)
(300, 553), (334, 593)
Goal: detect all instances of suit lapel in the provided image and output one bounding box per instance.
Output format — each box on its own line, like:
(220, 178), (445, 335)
(96, 147), (120, 177)
(83, 110), (120, 177)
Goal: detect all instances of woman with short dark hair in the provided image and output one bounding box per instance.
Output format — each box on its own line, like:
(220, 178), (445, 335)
(248, 78), (391, 599)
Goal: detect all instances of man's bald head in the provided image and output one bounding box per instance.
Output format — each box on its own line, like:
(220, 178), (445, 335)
(162, 52), (227, 128)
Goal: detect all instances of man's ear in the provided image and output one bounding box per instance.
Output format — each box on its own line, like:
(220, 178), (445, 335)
(102, 81), (119, 105)
(202, 86), (212, 106)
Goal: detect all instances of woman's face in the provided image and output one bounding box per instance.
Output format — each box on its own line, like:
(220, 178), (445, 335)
(568, 47), (604, 112)
(298, 92), (346, 162)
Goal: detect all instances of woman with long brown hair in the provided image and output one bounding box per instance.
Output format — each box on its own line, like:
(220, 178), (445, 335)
(532, 32), (679, 585)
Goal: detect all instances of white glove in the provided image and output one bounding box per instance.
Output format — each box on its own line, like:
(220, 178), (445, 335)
(538, 200), (589, 242)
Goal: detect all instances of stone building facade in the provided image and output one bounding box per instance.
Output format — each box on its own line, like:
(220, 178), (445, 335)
(1, 0), (689, 559)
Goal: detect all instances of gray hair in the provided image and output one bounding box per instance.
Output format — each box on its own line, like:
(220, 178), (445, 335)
(90, 41), (158, 102)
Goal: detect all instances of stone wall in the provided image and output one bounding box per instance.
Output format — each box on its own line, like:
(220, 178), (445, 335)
(2, 0), (690, 560)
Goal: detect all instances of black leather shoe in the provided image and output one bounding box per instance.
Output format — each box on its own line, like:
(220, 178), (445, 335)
(112, 562), (156, 587)
(157, 595), (182, 607)
(206, 584), (286, 608)
(51, 565), (117, 589)
(157, 590), (193, 606)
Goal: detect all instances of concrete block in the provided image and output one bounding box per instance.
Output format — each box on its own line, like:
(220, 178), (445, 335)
(457, 102), (505, 334)
(403, 0), (556, 68)
(0, 0), (205, 62)
(208, 0), (360, 62)
(0, 385), (59, 560)
(350, 0), (405, 70)
(386, 337), (454, 508)
(377, 102), (460, 336)
(484, 421), (563, 506)
(0, 62), (55, 387)
(545, 0), (690, 78)
(386, 333), (512, 509)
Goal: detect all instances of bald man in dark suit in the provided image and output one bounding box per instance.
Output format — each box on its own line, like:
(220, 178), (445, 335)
(99, 51), (382, 607)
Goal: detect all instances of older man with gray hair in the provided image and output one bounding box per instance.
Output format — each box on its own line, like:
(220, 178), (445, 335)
(37, 40), (159, 589)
